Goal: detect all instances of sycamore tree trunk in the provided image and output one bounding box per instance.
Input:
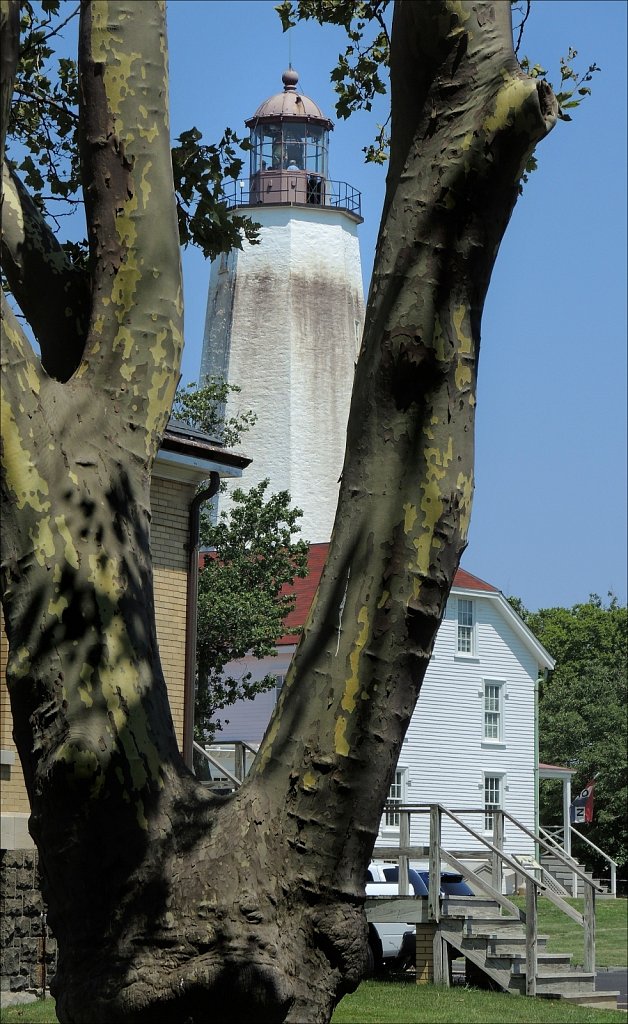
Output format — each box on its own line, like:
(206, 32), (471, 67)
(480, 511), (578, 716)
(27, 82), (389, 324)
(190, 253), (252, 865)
(1, 1), (557, 1022)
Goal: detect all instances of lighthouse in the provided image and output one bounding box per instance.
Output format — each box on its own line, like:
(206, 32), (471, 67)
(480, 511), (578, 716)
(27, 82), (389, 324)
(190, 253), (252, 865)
(200, 69), (365, 543)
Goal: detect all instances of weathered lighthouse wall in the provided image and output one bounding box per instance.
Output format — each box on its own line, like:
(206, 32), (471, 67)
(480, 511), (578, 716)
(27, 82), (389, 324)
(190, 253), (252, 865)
(201, 205), (364, 542)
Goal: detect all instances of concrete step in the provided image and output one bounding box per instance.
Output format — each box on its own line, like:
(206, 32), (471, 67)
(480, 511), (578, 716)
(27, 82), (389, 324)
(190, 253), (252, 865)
(561, 991), (620, 1010)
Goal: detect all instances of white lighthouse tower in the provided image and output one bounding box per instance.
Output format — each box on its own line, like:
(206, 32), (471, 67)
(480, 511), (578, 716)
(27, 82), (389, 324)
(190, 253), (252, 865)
(200, 68), (364, 543)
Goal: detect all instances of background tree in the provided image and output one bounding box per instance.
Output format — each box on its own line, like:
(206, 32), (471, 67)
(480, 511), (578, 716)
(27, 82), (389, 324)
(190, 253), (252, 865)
(195, 481), (309, 743)
(171, 375), (257, 447)
(1, 2), (561, 1021)
(171, 377), (310, 743)
(511, 595), (627, 874)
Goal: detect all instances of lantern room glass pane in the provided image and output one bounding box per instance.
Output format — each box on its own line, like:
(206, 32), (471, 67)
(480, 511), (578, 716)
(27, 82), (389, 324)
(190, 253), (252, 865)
(250, 122), (329, 177)
(304, 126), (328, 176)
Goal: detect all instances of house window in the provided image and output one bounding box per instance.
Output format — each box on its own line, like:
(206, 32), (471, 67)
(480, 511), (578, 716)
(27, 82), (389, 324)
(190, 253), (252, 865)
(483, 681), (503, 741)
(484, 775), (502, 831)
(384, 768), (406, 828)
(457, 599), (474, 654)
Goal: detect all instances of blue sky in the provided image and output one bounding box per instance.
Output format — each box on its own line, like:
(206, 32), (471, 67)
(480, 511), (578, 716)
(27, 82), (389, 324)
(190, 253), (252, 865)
(16, 2), (627, 612)
(166, 1), (627, 612)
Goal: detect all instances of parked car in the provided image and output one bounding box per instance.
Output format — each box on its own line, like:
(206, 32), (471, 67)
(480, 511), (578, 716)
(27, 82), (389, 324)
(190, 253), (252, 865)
(365, 863), (420, 972)
(416, 870), (475, 896)
(366, 864), (475, 972)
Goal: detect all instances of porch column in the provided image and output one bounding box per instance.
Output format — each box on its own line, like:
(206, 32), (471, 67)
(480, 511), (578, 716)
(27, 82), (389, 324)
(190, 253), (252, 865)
(563, 776), (572, 858)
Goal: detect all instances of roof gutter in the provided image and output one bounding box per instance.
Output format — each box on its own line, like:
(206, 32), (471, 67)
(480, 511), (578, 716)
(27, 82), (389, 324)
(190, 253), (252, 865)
(183, 473), (220, 769)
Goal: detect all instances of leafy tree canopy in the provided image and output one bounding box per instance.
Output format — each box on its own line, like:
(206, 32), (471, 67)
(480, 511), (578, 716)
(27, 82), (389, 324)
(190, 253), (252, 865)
(5, 0), (259, 265)
(196, 480), (309, 744)
(510, 594), (627, 871)
(172, 375), (258, 448)
(275, 0), (599, 166)
(171, 379), (309, 744)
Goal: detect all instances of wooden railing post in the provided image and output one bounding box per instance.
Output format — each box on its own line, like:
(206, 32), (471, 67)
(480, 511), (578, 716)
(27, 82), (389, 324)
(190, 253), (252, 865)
(492, 810), (504, 893)
(429, 804), (441, 923)
(234, 742), (244, 782)
(584, 881), (595, 974)
(433, 931), (449, 987)
(399, 811), (410, 895)
(525, 878), (538, 996)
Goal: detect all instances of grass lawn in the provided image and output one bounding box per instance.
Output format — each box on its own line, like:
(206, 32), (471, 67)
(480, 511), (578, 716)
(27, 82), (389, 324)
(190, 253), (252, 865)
(517, 896), (628, 967)
(1, 1000), (57, 1024)
(2, 987), (626, 1024)
(332, 981), (628, 1023)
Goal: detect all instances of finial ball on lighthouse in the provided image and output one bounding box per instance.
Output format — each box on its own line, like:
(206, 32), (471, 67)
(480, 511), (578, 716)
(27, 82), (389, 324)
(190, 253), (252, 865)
(282, 67), (299, 90)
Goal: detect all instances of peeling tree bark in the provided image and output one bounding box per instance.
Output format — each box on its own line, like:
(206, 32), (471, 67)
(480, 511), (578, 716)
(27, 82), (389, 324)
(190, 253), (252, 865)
(1, 2), (557, 1022)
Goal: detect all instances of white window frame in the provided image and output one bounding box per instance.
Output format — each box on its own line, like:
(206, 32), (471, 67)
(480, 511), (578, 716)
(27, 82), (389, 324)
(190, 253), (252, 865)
(482, 679), (505, 743)
(382, 767), (407, 831)
(483, 773), (504, 832)
(456, 598), (475, 656)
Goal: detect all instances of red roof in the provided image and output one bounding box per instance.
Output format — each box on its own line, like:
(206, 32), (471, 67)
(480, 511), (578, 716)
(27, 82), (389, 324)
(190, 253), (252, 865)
(453, 567), (497, 593)
(278, 543), (329, 644)
(276, 544), (497, 646)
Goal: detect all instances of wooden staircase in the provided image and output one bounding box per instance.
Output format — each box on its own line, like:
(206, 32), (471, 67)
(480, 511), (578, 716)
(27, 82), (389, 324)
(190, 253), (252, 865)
(541, 851), (610, 897)
(439, 894), (619, 1009)
(191, 752), (621, 1011)
(367, 803), (619, 1011)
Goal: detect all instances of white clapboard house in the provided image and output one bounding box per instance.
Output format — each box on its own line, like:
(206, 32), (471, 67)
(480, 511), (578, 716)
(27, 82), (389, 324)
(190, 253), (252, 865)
(208, 544), (555, 864)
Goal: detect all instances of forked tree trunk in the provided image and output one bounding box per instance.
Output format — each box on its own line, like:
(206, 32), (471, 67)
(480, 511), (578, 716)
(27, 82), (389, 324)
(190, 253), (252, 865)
(1, 2), (556, 1022)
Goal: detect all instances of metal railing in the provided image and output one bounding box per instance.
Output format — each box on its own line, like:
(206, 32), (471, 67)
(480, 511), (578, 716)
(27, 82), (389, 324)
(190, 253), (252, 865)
(222, 177), (362, 217)
(540, 824), (617, 897)
(373, 803), (602, 994)
(192, 739), (258, 789)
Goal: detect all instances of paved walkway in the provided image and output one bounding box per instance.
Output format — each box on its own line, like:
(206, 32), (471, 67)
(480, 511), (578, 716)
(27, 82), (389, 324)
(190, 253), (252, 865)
(596, 966), (628, 1010)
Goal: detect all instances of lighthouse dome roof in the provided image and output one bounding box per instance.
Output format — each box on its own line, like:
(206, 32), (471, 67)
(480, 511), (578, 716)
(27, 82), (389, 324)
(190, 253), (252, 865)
(245, 68), (333, 129)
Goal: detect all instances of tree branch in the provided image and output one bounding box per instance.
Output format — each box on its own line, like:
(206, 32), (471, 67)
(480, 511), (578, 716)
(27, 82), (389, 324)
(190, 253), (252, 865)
(0, 293), (47, 532)
(0, 0), (19, 170)
(75, 0), (183, 461)
(1, 162), (90, 381)
(251, 0), (558, 891)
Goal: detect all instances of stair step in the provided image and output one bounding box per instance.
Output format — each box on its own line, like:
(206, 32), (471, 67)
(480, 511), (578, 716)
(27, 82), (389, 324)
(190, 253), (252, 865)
(561, 991), (620, 1010)
(444, 916), (522, 937)
(466, 933), (550, 956)
(506, 952), (574, 971)
(441, 897), (518, 920)
(510, 971), (596, 996)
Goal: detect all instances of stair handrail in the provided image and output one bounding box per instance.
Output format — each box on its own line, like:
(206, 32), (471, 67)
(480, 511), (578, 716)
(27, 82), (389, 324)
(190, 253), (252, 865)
(192, 740), (242, 788)
(429, 804), (546, 997)
(539, 825), (571, 856)
(570, 826), (618, 897)
(500, 809), (605, 895)
(435, 805), (548, 900)
(198, 739), (260, 783)
(207, 738), (259, 758)
(383, 803), (597, 983)
(497, 808), (597, 974)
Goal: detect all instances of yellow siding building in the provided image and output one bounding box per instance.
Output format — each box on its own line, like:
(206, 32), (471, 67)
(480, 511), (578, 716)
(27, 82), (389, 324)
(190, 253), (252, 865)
(0, 423), (249, 850)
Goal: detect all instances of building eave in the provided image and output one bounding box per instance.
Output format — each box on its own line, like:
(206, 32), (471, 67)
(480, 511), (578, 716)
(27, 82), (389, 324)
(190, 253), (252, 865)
(154, 423), (251, 485)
